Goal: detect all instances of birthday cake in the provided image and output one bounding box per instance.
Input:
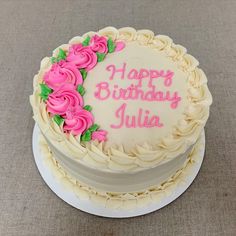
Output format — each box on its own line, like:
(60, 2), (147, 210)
(30, 27), (212, 208)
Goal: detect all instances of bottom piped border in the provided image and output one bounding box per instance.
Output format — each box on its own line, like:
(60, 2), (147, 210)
(38, 133), (204, 210)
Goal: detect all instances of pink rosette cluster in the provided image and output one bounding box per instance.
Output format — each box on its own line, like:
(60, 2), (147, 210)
(44, 60), (83, 90)
(46, 84), (83, 115)
(92, 130), (107, 142)
(46, 84), (96, 136)
(67, 44), (97, 71)
(41, 35), (126, 140)
(89, 35), (108, 53)
(66, 35), (126, 71)
(63, 109), (94, 136)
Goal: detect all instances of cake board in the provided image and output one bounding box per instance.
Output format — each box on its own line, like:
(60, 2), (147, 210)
(32, 124), (205, 218)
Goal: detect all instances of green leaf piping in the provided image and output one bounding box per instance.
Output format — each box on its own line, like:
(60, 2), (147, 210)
(96, 52), (106, 62)
(39, 84), (52, 101)
(57, 48), (66, 60)
(53, 115), (64, 126)
(77, 85), (85, 96)
(84, 105), (92, 112)
(81, 130), (92, 141)
(88, 124), (99, 132)
(107, 38), (116, 53)
(79, 69), (87, 80)
(51, 57), (57, 64)
(82, 36), (90, 46)
(51, 48), (66, 64)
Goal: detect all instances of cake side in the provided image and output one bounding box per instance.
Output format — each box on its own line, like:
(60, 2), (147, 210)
(30, 27), (212, 172)
(38, 131), (205, 209)
(42, 132), (195, 192)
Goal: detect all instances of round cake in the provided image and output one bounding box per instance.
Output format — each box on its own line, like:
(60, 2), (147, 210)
(30, 27), (212, 208)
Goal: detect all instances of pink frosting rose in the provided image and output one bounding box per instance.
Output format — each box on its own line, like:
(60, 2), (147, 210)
(67, 44), (97, 71)
(89, 35), (108, 53)
(63, 109), (94, 135)
(92, 130), (107, 142)
(46, 84), (83, 115)
(44, 60), (83, 90)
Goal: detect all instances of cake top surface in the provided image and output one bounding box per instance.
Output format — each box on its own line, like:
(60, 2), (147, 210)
(30, 27), (212, 172)
(83, 41), (187, 150)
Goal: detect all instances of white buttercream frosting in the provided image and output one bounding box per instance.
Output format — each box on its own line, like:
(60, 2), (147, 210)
(30, 26), (212, 172)
(39, 131), (204, 209)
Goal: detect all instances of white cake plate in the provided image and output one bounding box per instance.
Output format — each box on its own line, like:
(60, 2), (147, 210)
(32, 124), (205, 218)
